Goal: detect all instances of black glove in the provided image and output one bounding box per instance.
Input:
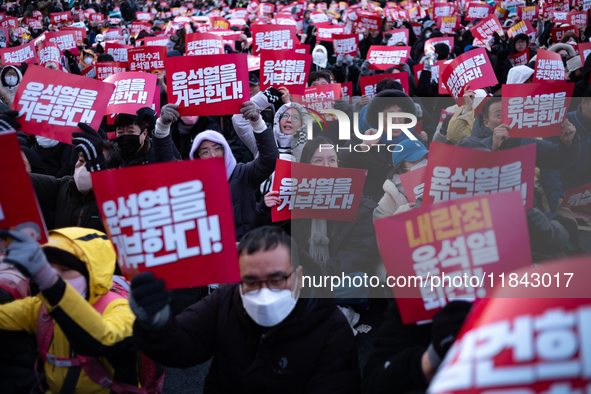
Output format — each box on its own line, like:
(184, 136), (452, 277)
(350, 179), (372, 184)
(428, 300), (472, 368)
(496, 48), (510, 62)
(129, 272), (172, 329)
(263, 87), (283, 105)
(71, 123), (106, 172)
(0, 109), (21, 132)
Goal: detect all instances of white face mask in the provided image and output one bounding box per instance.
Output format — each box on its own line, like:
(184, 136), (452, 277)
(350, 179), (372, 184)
(240, 274), (299, 327)
(425, 32), (432, 39)
(74, 165), (93, 193)
(65, 276), (87, 298)
(84, 56), (94, 64)
(410, 158), (428, 171)
(37, 136), (59, 148)
(5, 75), (17, 86)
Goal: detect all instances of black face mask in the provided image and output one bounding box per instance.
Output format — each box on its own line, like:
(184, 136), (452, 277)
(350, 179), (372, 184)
(116, 134), (142, 156)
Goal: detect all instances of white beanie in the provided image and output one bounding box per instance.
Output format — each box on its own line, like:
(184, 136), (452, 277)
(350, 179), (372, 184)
(506, 65), (535, 84)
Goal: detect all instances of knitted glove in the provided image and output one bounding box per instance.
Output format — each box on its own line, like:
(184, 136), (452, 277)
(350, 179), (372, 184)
(71, 123), (106, 172)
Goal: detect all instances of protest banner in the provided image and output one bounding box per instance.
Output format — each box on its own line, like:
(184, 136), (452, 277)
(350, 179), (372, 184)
(259, 2), (275, 17)
(37, 41), (61, 69)
(558, 182), (591, 221)
(356, 12), (382, 31)
(247, 55), (260, 71)
(271, 159), (367, 222)
(422, 142), (536, 209)
(384, 29), (409, 46)
(508, 48), (530, 66)
(96, 61), (128, 80)
(0, 132), (48, 244)
(136, 11), (151, 21)
(437, 17), (461, 34)
(210, 16), (230, 30)
(502, 82), (574, 138)
(568, 10), (588, 26)
(551, 25), (577, 43)
(494, 3), (509, 21)
(550, 9), (569, 23)
(46, 30), (79, 55)
(433, 2), (454, 18)
(507, 19), (536, 42)
(128, 46), (167, 73)
(341, 81), (353, 103)
(62, 26), (87, 43)
(316, 23), (345, 42)
(360, 72), (410, 96)
(424, 37), (454, 55)
(260, 50), (311, 95)
(166, 53), (249, 116)
(11, 65), (114, 145)
(92, 158), (240, 290)
(90, 13), (104, 23)
(517, 4), (538, 21)
(388, 7), (410, 20)
(465, 3), (491, 20)
(105, 42), (132, 62)
(185, 32), (224, 56)
(579, 42), (591, 67)
(105, 72), (157, 115)
(295, 83), (342, 112)
(533, 49), (566, 83)
(374, 191), (532, 324)
(333, 33), (359, 56)
(1, 16), (18, 28)
(295, 43), (310, 54)
(414, 60), (446, 88)
(471, 14), (503, 44)
(0, 42), (37, 65)
(251, 24), (296, 56)
(131, 22), (152, 36)
(367, 46), (411, 71)
(102, 28), (122, 42)
(24, 17), (43, 29)
(399, 165), (427, 204)
(141, 36), (171, 47)
(429, 264), (591, 394)
(441, 48), (498, 101)
(50, 11), (71, 25)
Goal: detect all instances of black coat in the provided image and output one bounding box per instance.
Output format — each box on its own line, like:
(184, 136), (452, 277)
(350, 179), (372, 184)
(171, 116), (222, 159)
(133, 284), (360, 393)
(34, 142), (75, 178)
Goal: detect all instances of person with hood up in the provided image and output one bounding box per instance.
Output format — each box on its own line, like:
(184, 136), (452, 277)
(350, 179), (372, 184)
(411, 20), (437, 63)
(0, 227), (140, 393)
(312, 44), (329, 71)
(79, 48), (98, 70)
(1, 64), (23, 99)
(129, 225), (361, 393)
(190, 101), (279, 240)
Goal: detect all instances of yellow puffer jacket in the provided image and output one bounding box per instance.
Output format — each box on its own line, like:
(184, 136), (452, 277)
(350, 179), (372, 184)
(0, 227), (136, 394)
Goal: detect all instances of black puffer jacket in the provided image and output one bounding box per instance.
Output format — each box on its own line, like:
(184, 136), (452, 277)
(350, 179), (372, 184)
(171, 116), (222, 159)
(133, 284), (360, 393)
(30, 174), (104, 232)
(34, 141), (75, 178)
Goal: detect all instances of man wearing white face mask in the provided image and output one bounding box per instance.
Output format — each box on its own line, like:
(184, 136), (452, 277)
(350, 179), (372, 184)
(131, 226), (360, 393)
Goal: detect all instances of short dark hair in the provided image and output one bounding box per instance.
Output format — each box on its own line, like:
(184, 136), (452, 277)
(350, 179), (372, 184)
(482, 96), (502, 120)
(239, 226), (291, 256)
(308, 70), (332, 86)
(299, 136), (338, 165)
(376, 78), (403, 93)
(114, 113), (141, 130)
(97, 53), (114, 62)
(103, 140), (122, 169)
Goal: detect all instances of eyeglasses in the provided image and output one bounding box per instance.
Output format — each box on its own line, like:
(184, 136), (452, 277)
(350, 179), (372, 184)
(281, 113), (301, 122)
(241, 269), (296, 294)
(199, 145), (224, 158)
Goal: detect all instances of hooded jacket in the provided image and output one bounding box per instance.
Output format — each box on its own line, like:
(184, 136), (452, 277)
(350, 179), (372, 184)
(1, 65), (23, 99)
(0, 228), (137, 394)
(189, 129), (278, 240)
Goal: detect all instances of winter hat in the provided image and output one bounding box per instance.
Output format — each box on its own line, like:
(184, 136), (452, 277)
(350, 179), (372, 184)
(423, 20), (436, 29)
(433, 43), (450, 61)
(548, 43), (576, 58)
(189, 130), (237, 179)
(392, 139), (428, 167)
(567, 56), (582, 77)
(312, 45), (328, 68)
(365, 89), (416, 129)
(506, 65), (534, 84)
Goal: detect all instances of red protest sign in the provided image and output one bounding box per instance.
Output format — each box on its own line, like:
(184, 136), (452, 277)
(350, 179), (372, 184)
(141, 36), (170, 47)
(185, 32), (224, 56)
(127, 46), (166, 73)
(247, 55), (260, 71)
(502, 82), (574, 138)
(494, 4), (509, 21)
(105, 42), (132, 62)
(374, 191), (531, 324)
(533, 49), (566, 83)
(295, 44), (310, 54)
(50, 11), (71, 25)
(251, 24), (296, 56)
(91, 159), (240, 290)
(465, 3), (491, 20)
(259, 2), (275, 16)
(0, 42), (37, 65)
(385, 29), (409, 46)
(508, 48), (530, 66)
(12, 65), (114, 145)
(580, 42), (591, 67)
(568, 10), (589, 26)
(166, 53), (249, 116)
(357, 12), (382, 31)
(517, 5), (538, 21)
(441, 47), (497, 100)
(360, 72), (410, 96)
(271, 160), (367, 222)
(260, 50), (311, 95)
(206, 28), (242, 42)
(559, 182), (591, 216)
(131, 22), (152, 36)
(310, 11), (329, 24)
(429, 281), (591, 393)
(102, 28), (122, 42)
(46, 31), (79, 55)
(37, 41), (62, 69)
(0, 132), (48, 244)
(415, 60), (446, 86)
(507, 19), (536, 42)
(424, 37), (454, 55)
(333, 33), (358, 56)
(367, 46), (411, 71)
(295, 83), (342, 112)
(422, 142), (536, 209)
(96, 61), (128, 80)
(471, 14), (503, 44)
(399, 165), (426, 204)
(551, 25), (577, 43)
(550, 9), (569, 23)
(316, 23), (345, 42)
(62, 26), (87, 43)
(433, 2), (454, 18)
(105, 72), (156, 115)
(90, 13), (104, 22)
(136, 11), (151, 21)
(341, 81), (353, 103)
(1, 16), (17, 28)
(24, 17), (43, 29)
(437, 16), (461, 34)
(210, 16), (230, 30)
